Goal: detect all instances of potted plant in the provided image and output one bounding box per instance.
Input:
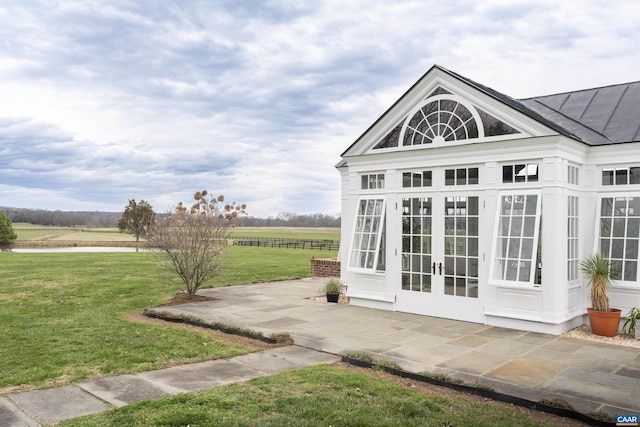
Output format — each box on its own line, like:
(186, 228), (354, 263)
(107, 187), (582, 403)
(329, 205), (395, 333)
(623, 307), (640, 340)
(322, 278), (342, 303)
(579, 253), (621, 337)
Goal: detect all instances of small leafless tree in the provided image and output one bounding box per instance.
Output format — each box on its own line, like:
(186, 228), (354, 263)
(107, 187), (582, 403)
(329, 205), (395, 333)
(147, 190), (246, 299)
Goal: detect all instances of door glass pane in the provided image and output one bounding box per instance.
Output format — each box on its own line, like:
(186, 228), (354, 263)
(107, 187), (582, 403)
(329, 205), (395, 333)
(456, 278), (466, 297)
(444, 277), (454, 295)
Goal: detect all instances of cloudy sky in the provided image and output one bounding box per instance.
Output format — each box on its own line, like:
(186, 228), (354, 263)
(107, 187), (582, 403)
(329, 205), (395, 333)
(1, 1), (639, 217)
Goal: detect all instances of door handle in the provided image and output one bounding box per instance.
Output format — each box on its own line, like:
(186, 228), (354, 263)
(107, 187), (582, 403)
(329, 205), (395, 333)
(438, 263), (443, 275)
(432, 262), (436, 274)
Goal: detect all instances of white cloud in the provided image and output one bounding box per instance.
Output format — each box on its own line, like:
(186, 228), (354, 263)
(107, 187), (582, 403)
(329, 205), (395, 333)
(1, 0), (639, 217)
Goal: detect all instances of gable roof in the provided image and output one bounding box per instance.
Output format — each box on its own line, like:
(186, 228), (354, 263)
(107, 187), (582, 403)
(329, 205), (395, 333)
(341, 65), (640, 159)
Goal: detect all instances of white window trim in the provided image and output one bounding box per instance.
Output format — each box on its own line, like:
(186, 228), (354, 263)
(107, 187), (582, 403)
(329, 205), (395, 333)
(347, 197), (386, 273)
(489, 189), (542, 288)
(592, 193), (640, 288)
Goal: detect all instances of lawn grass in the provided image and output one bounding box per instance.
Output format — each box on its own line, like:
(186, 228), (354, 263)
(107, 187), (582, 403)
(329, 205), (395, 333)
(0, 247), (334, 392)
(213, 246), (337, 286)
(59, 364), (555, 427)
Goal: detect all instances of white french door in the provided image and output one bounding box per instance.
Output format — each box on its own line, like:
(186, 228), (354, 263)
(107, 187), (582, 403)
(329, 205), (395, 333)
(396, 192), (483, 322)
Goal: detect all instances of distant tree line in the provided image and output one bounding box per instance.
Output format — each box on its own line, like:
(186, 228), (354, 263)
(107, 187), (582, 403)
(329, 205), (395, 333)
(237, 212), (340, 228)
(1, 207), (341, 228)
(1, 207), (120, 227)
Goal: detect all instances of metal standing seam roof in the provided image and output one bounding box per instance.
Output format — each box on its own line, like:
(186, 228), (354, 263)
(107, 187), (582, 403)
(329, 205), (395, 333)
(441, 66), (640, 146)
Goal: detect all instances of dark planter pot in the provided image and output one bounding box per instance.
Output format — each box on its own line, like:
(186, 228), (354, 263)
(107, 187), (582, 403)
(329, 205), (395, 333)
(587, 308), (621, 337)
(326, 293), (340, 303)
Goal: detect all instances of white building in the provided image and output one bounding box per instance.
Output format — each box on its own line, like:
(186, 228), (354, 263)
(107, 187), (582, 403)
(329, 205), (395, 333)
(338, 65), (640, 334)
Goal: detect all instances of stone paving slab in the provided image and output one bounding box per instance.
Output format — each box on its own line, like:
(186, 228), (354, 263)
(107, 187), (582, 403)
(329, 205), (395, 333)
(485, 357), (567, 388)
(0, 397), (38, 427)
(138, 359), (261, 393)
(79, 374), (170, 407)
(9, 385), (111, 425)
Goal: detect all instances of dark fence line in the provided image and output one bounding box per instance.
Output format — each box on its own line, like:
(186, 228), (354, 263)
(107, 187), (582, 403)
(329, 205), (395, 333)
(232, 236), (340, 251)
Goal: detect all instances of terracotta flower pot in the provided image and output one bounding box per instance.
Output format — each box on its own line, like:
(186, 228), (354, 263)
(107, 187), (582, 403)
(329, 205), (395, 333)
(587, 308), (621, 337)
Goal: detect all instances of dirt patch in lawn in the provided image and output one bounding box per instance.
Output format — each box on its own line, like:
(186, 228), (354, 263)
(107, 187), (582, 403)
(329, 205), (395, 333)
(159, 293), (217, 306)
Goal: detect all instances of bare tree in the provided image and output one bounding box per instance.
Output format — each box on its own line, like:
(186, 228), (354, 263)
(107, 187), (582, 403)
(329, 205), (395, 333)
(147, 190), (246, 299)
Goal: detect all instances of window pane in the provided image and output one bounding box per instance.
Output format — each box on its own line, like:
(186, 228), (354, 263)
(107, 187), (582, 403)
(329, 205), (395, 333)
(626, 239), (638, 259)
(411, 173), (420, 187)
(444, 277), (454, 295)
(456, 257), (466, 275)
(514, 164), (526, 182)
(494, 259), (506, 279)
(423, 171), (432, 187)
(600, 218), (612, 237)
(602, 170), (614, 185)
(468, 238), (478, 256)
(468, 258), (478, 277)
(615, 198), (627, 216)
(525, 195), (538, 215)
(456, 237), (466, 256)
(613, 218), (626, 237)
(519, 261), (531, 282)
(616, 169), (628, 185)
(601, 198), (613, 216)
(468, 217), (478, 236)
(624, 261), (637, 281)
(511, 217), (523, 236)
(445, 169), (455, 185)
(456, 168), (467, 185)
(599, 238), (610, 256)
(628, 218), (640, 238)
(629, 198), (640, 216)
(521, 238), (534, 259)
(445, 237), (454, 255)
(469, 167), (479, 184)
(502, 166), (513, 183)
(630, 167), (640, 184)
(402, 172), (411, 187)
(402, 273), (410, 290)
(445, 257), (454, 275)
(506, 261), (518, 280)
(523, 217), (536, 236)
(468, 197), (478, 215)
(508, 239), (520, 258)
(612, 239), (624, 258)
(456, 278), (466, 297)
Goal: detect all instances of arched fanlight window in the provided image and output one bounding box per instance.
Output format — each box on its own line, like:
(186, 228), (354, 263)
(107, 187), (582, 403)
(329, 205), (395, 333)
(399, 95), (485, 146)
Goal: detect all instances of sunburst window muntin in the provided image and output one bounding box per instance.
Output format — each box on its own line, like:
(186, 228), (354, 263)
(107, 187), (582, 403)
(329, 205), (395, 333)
(399, 95), (485, 147)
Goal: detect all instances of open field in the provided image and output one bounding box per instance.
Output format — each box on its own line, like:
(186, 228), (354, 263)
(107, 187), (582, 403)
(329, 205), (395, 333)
(10, 224), (341, 245)
(0, 248), (335, 392)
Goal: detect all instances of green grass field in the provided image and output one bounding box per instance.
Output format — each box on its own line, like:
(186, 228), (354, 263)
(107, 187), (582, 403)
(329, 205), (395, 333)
(0, 246), (336, 392)
(1, 229), (565, 426)
(59, 365), (558, 427)
(12, 224), (340, 242)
